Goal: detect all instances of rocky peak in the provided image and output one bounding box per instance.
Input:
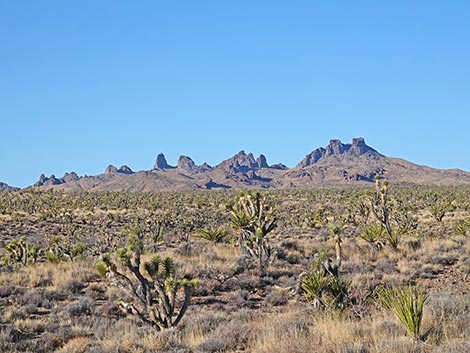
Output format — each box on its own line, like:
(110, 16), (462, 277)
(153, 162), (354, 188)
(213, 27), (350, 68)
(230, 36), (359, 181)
(325, 139), (348, 156)
(105, 165), (118, 174)
(118, 165), (133, 174)
(38, 174), (47, 184)
(154, 153), (173, 170)
(34, 174), (63, 187)
(350, 137), (374, 156)
(216, 150), (259, 173)
(199, 162), (213, 172)
(256, 154), (269, 169)
(176, 156), (213, 174)
(62, 172), (79, 182)
(177, 155), (196, 172)
(0, 182), (19, 191)
(297, 147), (326, 168)
(106, 165), (134, 175)
(271, 163), (288, 170)
(297, 138), (381, 168)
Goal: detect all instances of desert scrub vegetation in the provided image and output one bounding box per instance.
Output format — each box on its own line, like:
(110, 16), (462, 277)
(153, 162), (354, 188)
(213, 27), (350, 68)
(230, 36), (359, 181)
(0, 184), (470, 352)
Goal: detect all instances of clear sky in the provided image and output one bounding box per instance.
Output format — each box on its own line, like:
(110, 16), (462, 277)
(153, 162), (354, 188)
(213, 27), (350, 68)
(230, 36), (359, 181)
(1, 1), (469, 188)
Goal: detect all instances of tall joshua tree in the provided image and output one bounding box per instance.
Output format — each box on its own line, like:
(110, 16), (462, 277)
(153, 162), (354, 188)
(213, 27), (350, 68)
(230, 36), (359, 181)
(230, 192), (277, 274)
(370, 177), (401, 249)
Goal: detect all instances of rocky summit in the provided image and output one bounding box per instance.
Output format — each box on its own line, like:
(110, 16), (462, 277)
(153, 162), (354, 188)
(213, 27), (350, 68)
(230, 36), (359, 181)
(0, 182), (19, 191)
(26, 137), (470, 192)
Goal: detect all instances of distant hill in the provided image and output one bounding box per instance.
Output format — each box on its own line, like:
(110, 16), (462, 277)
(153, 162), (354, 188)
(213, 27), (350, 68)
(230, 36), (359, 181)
(29, 137), (470, 192)
(0, 182), (19, 191)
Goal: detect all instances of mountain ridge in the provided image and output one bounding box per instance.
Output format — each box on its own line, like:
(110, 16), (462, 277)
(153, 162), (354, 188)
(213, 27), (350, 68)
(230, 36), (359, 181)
(20, 137), (470, 192)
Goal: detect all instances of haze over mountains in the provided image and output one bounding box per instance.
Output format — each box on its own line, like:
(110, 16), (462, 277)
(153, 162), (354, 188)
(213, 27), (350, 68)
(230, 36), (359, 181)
(3, 138), (470, 192)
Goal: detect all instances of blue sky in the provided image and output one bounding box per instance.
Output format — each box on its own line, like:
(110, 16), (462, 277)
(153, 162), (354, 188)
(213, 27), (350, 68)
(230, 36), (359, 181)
(1, 1), (469, 187)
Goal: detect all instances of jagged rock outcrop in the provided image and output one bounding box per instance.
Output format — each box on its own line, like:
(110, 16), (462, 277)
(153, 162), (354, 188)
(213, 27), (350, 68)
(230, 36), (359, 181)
(35, 174), (63, 187)
(62, 172), (79, 183)
(177, 156), (195, 172)
(297, 148), (326, 168)
(215, 151), (272, 173)
(105, 165), (119, 174)
(118, 165), (133, 174)
(325, 139), (348, 156)
(271, 163), (288, 170)
(177, 156), (212, 174)
(297, 138), (381, 168)
(27, 137), (470, 192)
(105, 165), (134, 175)
(216, 151), (259, 173)
(34, 172), (79, 187)
(350, 137), (375, 156)
(154, 153), (174, 170)
(0, 182), (19, 191)
(256, 154), (269, 169)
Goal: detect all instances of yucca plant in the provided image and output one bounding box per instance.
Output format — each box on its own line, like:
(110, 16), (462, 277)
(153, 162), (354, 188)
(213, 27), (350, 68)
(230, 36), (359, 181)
(195, 227), (229, 243)
(452, 218), (470, 237)
(429, 205), (446, 222)
(375, 285), (427, 341)
(300, 271), (350, 309)
(360, 224), (386, 245)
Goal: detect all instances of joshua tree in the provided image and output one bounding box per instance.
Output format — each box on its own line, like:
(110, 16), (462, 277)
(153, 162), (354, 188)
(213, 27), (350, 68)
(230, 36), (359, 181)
(230, 192), (277, 273)
(317, 225), (343, 277)
(3, 236), (41, 269)
(96, 231), (196, 331)
(370, 178), (401, 249)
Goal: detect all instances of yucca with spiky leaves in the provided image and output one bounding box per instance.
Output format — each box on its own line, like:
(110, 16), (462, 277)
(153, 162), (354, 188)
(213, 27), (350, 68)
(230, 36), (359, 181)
(360, 223), (386, 246)
(452, 218), (470, 237)
(195, 227), (229, 243)
(300, 271), (350, 309)
(375, 285), (427, 341)
(96, 231), (196, 331)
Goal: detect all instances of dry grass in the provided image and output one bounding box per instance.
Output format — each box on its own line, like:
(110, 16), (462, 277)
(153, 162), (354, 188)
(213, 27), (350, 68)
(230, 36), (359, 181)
(1, 186), (470, 352)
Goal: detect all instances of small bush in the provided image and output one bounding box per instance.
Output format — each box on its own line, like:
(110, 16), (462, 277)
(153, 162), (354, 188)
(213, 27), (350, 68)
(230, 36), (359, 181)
(63, 279), (86, 295)
(64, 296), (95, 317)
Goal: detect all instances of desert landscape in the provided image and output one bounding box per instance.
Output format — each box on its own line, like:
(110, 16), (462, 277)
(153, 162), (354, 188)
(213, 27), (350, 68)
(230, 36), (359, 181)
(2, 2), (469, 352)
(1, 166), (470, 352)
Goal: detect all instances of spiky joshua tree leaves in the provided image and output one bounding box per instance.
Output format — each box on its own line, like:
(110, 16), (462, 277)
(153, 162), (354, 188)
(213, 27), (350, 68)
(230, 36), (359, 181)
(96, 232), (196, 331)
(230, 192), (277, 274)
